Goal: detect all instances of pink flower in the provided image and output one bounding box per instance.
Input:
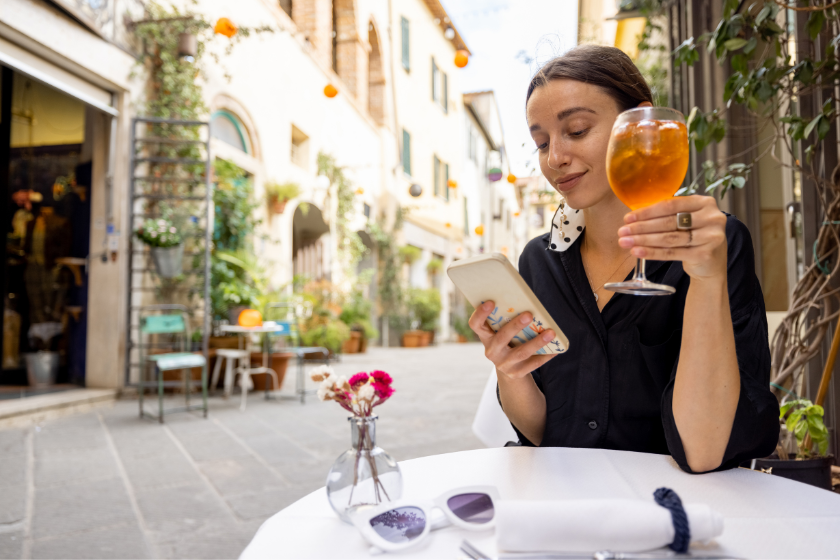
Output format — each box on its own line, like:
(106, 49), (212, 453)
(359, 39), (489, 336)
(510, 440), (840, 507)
(348, 372), (369, 388)
(372, 381), (394, 399)
(370, 370), (392, 385)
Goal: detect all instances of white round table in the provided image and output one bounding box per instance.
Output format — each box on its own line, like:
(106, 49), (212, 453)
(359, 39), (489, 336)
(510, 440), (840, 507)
(240, 447), (840, 559)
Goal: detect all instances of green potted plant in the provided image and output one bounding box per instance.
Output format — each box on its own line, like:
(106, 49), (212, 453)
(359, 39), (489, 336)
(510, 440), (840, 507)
(339, 289), (379, 354)
(755, 399), (833, 490)
(265, 181), (301, 215)
(452, 315), (474, 343)
(299, 280), (350, 355)
(398, 245), (422, 265)
(405, 287), (442, 347)
(426, 257), (443, 275)
(135, 216), (184, 278)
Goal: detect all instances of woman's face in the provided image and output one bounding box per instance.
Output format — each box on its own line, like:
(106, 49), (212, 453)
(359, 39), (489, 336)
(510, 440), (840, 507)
(526, 80), (623, 210)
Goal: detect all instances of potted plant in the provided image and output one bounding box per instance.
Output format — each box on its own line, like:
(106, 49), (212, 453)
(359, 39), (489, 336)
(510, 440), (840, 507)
(136, 216), (183, 278)
(398, 245), (422, 265)
(299, 280), (350, 355)
(339, 288), (379, 354)
(452, 315), (473, 343)
(755, 399), (833, 490)
(406, 287), (441, 346)
(264, 181), (301, 216)
(426, 257), (443, 276)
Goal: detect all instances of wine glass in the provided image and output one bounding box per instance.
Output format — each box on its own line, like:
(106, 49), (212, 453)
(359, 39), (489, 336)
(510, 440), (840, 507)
(603, 106), (689, 296)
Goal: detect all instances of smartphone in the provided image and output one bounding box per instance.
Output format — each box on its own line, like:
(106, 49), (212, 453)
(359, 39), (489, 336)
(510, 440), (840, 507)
(447, 253), (569, 354)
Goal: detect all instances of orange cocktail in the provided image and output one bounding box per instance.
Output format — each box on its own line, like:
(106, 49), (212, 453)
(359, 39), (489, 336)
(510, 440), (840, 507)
(606, 119), (689, 210)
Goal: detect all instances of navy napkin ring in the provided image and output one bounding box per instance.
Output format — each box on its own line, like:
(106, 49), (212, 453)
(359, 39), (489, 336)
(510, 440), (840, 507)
(653, 487), (690, 553)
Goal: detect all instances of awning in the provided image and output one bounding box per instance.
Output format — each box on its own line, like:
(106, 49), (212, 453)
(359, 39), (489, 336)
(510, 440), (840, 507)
(0, 36), (117, 116)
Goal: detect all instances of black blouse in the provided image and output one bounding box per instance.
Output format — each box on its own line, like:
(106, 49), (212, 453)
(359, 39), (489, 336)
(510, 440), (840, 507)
(506, 213), (780, 473)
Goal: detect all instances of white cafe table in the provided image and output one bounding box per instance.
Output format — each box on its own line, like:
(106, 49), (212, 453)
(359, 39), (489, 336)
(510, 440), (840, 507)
(219, 324), (290, 407)
(240, 447), (840, 560)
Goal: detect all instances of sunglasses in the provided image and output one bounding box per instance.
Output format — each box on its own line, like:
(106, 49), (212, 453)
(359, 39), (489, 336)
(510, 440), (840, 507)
(350, 486), (500, 553)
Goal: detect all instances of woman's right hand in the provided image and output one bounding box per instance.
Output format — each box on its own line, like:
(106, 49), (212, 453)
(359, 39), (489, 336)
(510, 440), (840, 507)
(468, 301), (558, 379)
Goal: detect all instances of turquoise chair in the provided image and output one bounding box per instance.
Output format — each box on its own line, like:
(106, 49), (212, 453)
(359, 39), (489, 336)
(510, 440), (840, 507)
(138, 305), (208, 422)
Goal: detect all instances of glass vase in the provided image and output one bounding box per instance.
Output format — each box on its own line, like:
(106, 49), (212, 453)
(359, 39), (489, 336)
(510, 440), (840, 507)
(326, 415), (403, 523)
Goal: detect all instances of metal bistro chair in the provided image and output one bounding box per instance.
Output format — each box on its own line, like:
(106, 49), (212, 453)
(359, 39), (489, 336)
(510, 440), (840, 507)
(264, 302), (330, 403)
(137, 305), (208, 422)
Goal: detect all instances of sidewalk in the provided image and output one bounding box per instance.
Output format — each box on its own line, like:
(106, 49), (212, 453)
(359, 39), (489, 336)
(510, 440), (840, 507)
(0, 343), (491, 559)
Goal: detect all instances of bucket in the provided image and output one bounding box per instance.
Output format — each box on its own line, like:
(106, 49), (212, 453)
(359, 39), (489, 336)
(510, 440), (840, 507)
(151, 244), (184, 278)
(24, 352), (59, 387)
(754, 455), (835, 490)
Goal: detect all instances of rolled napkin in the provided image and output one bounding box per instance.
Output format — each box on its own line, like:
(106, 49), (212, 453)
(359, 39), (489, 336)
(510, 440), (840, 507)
(496, 497), (723, 553)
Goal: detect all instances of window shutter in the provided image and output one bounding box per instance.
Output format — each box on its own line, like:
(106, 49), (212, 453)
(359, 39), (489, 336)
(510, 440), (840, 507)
(443, 73), (448, 113)
(444, 163), (450, 200)
(401, 17), (410, 71)
(434, 155), (440, 197)
(431, 58), (437, 102)
(402, 129), (411, 175)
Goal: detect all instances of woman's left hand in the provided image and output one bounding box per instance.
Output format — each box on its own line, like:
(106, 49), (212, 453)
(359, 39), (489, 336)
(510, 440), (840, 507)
(617, 195), (728, 281)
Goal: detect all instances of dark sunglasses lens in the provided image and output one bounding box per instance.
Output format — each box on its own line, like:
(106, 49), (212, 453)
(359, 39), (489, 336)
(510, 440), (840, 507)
(447, 493), (495, 524)
(369, 506), (427, 543)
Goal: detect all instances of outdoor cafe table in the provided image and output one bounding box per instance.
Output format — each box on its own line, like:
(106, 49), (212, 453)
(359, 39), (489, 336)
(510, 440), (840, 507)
(219, 324), (291, 404)
(240, 447), (840, 559)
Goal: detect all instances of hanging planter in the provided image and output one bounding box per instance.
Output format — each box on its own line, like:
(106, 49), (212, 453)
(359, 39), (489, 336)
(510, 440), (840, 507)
(151, 244), (184, 278)
(136, 217), (184, 278)
(265, 181), (301, 217)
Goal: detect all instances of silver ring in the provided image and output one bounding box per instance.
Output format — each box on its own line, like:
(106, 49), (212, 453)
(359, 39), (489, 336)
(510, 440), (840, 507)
(676, 212), (692, 230)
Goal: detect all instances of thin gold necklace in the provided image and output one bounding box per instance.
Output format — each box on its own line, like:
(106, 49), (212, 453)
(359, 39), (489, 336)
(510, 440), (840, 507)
(582, 236), (632, 302)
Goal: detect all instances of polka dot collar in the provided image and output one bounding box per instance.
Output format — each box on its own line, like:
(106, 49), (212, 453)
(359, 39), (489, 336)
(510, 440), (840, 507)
(547, 204), (585, 252)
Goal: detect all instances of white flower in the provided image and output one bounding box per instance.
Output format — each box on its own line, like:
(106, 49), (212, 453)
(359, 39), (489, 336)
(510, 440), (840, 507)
(316, 382), (334, 401)
(157, 219), (166, 226)
(310, 365), (335, 382)
(169, 227), (177, 233)
(150, 231), (157, 238)
(357, 383), (374, 401)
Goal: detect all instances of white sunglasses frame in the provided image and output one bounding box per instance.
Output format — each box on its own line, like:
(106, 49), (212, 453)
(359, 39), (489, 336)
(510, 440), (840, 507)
(350, 485), (500, 553)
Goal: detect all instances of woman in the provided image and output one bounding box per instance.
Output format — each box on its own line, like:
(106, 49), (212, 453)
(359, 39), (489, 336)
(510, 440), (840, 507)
(469, 44), (779, 473)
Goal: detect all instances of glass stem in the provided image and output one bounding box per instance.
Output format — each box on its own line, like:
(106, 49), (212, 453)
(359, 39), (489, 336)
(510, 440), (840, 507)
(633, 258), (648, 282)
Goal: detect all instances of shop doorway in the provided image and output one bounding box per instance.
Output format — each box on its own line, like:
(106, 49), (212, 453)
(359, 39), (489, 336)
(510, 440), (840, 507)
(1, 67), (94, 397)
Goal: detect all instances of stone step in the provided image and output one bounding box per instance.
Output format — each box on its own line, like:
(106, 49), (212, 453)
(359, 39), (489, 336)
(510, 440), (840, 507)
(0, 388), (118, 428)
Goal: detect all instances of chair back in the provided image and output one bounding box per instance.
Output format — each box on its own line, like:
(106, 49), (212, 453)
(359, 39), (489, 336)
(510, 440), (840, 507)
(264, 302), (303, 347)
(137, 305), (191, 368)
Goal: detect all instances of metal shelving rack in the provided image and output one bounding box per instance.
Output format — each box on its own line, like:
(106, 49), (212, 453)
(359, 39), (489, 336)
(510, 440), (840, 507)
(125, 117), (212, 387)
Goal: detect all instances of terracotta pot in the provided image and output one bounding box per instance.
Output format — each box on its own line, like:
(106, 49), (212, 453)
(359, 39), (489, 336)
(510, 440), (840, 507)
(358, 334), (368, 353)
(342, 331), (362, 354)
(419, 331), (432, 347)
(248, 352), (292, 390)
(270, 199), (287, 215)
(402, 330), (424, 347)
(457, 334), (468, 343)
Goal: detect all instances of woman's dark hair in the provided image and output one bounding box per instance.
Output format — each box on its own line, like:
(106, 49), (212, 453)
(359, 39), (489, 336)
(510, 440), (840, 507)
(526, 44), (653, 112)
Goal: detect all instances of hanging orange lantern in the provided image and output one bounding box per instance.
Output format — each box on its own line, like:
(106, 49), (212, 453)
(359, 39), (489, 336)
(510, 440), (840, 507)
(445, 222), (452, 228)
(324, 84), (338, 98)
(507, 173), (517, 183)
(355, 187), (364, 195)
(475, 224), (484, 236)
(238, 309), (263, 327)
(447, 179), (457, 189)
(454, 50), (469, 68)
(514, 211), (520, 217)
(214, 17), (237, 38)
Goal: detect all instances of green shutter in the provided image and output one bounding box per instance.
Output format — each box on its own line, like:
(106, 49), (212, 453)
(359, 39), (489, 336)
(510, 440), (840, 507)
(443, 72), (448, 113)
(434, 155), (440, 197)
(401, 17), (410, 71)
(402, 129), (411, 175)
(444, 163), (450, 201)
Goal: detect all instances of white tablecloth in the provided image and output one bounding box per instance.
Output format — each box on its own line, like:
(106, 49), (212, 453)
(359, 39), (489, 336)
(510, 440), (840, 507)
(240, 447), (840, 559)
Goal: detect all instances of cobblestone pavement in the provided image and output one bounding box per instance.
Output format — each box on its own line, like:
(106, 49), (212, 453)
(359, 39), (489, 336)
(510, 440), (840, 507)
(0, 343), (491, 559)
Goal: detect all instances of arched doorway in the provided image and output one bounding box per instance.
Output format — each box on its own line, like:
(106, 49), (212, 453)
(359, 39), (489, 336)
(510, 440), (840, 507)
(368, 21), (385, 125)
(292, 204), (330, 281)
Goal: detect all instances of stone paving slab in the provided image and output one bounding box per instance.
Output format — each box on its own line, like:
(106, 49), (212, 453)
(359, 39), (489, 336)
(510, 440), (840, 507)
(0, 343), (491, 559)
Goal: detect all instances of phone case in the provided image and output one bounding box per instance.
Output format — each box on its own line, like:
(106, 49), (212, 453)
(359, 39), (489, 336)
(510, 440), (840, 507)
(447, 253), (569, 354)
